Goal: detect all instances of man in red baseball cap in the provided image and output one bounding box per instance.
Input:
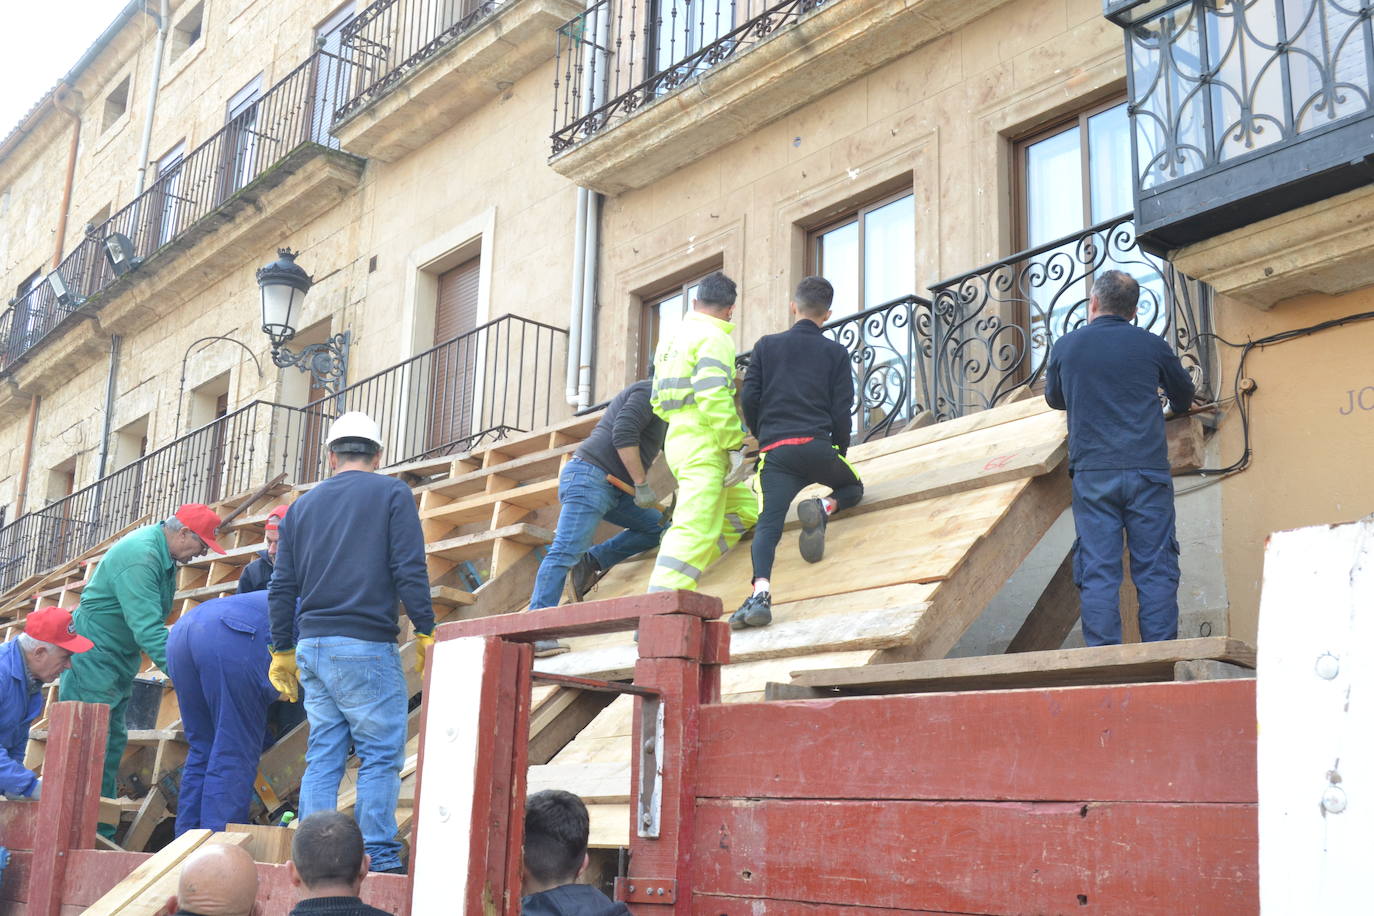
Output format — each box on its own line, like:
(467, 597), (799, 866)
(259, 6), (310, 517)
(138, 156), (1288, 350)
(2, 606), (93, 799)
(60, 503), (224, 833)
(238, 503), (289, 594)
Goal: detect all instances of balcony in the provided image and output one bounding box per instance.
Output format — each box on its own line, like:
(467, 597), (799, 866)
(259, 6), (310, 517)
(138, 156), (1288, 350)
(0, 314), (567, 592)
(0, 52), (364, 395)
(548, 0), (1005, 194)
(1112, 0), (1374, 305)
(330, 0), (583, 162)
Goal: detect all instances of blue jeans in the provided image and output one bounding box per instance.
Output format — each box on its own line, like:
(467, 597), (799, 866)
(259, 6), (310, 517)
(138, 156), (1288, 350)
(1071, 468), (1181, 646)
(529, 458), (666, 609)
(297, 636), (408, 871)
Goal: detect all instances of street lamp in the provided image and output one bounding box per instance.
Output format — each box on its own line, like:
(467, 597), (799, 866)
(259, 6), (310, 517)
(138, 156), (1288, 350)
(256, 248), (350, 396)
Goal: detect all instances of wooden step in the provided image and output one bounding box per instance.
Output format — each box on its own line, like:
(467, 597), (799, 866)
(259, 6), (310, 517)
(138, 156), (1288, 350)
(464, 413), (602, 466)
(419, 442), (579, 502)
(789, 638), (1256, 695)
(431, 585), (476, 609)
(426, 523), (554, 564)
(174, 580), (240, 602)
(382, 454), (458, 485)
(181, 541), (263, 570)
(420, 477), (561, 527)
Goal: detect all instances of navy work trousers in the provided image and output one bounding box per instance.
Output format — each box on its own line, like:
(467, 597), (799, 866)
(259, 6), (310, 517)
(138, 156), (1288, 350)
(1070, 468), (1181, 646)
(166, 605), (278, 834)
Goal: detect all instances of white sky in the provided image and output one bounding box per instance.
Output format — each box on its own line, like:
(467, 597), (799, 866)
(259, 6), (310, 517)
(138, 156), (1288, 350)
(1, 1), (137, 140)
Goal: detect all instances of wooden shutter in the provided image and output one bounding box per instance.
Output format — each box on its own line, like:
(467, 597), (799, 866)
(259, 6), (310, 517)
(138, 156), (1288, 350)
(429, 257), (480, 454)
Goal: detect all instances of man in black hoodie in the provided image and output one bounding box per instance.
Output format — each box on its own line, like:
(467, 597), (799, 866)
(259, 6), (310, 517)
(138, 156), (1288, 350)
(522, 790), (630, 916)
(734, 276), (863, 629)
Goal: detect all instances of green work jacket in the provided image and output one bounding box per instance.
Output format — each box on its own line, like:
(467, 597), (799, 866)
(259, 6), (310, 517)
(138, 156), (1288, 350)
(71, 524), (176, 682)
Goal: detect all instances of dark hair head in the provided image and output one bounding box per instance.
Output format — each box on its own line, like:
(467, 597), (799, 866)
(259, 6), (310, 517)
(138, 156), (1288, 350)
(329, 437), (380, 458)
(695, 271), (737, 308)
(524, 790), (589, 886)
(794, 276), (834, 318)
(292, 811), (365, 887)
(1091, 269), (1140, 318)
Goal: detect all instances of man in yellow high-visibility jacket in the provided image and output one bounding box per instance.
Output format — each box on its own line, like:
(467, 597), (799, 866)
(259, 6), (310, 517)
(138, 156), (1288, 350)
(648, 271), (758, 592)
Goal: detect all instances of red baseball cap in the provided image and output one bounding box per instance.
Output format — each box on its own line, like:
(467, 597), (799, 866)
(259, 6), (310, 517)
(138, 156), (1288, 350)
(26, 606), (94, 653)
(264, 504), (290, 531)
(175, 503), (227, 554)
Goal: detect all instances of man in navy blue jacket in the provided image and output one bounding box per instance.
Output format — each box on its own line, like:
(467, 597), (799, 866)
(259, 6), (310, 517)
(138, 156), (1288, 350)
(1, 606), (92, 799)
(268, 411), (435, 874)
(1045, 269), (1195, 646)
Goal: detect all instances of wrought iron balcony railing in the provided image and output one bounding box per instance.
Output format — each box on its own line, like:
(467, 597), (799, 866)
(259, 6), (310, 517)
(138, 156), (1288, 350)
(552, 0), (831, 154)
(1118, 0), (1374, 248)
(0, 51), (341, 372)
(0, 313), (568, 593)
(333, 0), (502, 122)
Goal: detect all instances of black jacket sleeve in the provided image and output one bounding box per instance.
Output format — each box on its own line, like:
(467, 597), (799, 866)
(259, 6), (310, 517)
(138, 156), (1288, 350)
(741, 343), (763, 437)
(610, 384), (655, 450)
(1044, 344), (1067, 411)
(830, 349), (854, 455)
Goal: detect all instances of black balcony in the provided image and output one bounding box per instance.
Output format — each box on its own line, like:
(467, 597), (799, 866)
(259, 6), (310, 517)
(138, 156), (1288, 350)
(552, 0), (831, 155)
(0, 52), (343, 372)
(1114, 0), (1374, 252)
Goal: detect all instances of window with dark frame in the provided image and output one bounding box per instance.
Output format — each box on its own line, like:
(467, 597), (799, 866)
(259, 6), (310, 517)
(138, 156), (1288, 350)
(638, 271), (713, 377)
(806, 189), (916, 320)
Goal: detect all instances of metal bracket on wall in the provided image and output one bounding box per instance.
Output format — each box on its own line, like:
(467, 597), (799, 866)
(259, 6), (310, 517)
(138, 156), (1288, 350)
(637, 692), (663, 839)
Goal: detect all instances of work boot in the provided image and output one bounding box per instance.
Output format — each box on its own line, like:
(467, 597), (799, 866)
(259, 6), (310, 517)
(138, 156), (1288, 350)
(797, 498), (828, 563)
(533, 639), (570, 658)
(732, 592), (772, 629)
(570, 554), (602, 602)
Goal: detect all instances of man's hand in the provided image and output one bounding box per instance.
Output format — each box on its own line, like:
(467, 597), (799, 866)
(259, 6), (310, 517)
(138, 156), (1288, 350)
(722, 447), (753, 487)
(633, 482), (657, 508)
(415, 632), (435, 677)
(269, 649), (300, 703)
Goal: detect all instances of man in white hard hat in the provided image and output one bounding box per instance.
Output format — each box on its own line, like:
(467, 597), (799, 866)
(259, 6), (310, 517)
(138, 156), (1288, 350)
(267, 411), (435, 875)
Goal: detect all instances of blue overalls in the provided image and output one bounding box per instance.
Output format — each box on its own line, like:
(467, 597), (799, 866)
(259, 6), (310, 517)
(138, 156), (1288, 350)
(0, 639), (43, 798)
(166, 591), (280, 833)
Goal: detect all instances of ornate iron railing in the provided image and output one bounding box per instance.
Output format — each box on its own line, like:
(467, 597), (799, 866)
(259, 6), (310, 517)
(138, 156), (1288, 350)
(333, 0), (502, 122)
(1126, 0), (1374, 191)
(0, 52), (340, 372)
(928, 213), (1214, 419)
(552, 0), (831, 154)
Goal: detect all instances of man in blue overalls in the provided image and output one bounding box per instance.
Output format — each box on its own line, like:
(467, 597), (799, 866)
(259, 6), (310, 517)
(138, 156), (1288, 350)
(166, 590), (282, 833)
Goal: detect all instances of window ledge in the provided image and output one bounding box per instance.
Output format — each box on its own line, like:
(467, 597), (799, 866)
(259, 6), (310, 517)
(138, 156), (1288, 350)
(1170, 183), (1374, 310)
(160, 37), (209, 89)
(331, 0), (584, 163)
(548, 0), (1005, 196)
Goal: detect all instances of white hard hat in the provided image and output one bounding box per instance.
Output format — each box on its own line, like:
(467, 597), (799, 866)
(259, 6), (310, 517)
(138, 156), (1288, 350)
(326, 411), (383, 451)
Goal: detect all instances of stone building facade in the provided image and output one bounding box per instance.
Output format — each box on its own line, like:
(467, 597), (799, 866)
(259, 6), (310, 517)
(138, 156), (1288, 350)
(0, 0), (1369, 645)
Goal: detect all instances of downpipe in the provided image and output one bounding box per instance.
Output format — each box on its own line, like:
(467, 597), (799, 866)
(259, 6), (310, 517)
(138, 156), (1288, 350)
(133, 0), (171, 197)
(576, 191), (601, 410)
(565, 186), (589, 407)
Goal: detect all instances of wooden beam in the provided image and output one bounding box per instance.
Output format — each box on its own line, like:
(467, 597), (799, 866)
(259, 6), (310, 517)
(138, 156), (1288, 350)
(114, 832), (252, 916)
(225, 823), (295, 864)
(83, 828), (213, 915)
(122, 786), (169, 853)
(527, 688), (617, 766)
(1006, 546), (1078, 653)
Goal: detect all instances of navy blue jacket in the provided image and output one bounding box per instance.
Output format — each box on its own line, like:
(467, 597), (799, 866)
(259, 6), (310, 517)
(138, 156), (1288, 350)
(522, 884), (632, 916)
(237, 551), (272, 594)
(1045, 315), (1195, 472)
(742, 320), (854, 454)
(0, 639), (42, 796)
(269, 470), (435, 649)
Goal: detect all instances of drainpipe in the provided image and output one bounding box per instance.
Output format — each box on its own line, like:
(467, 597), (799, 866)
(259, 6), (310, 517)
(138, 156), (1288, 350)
(133, 0), (171, 197)
(14, 397), (39, 517)
(577, 192), (601, 409)
(95, 336), (122, 479)
(565, 186), (588, 407)
(51, 84), (82, 269)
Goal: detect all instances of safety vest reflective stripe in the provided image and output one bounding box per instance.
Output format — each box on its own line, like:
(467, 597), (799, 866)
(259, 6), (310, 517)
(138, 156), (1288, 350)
(693, 375), (731, 392)
(656, 394), (697, 411)
(715, 535), (729, 556)
(655, 555), (703, 581)
(724, 512), (749, 537)
(695, 356), (731, 374)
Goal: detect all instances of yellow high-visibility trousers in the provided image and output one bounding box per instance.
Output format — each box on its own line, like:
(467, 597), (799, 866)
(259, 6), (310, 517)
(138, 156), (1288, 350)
(649, 425), (758, 592)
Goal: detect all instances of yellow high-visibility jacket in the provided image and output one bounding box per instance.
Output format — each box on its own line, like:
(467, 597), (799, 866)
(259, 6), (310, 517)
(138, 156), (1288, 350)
(650, 310), (745, 452)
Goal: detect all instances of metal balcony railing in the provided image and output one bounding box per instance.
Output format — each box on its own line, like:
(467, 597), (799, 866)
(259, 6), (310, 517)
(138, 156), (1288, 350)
(333, 0), (503, 123)
(0, 52), (341, 372)
(0, 314), (568, 593)
(552, 0), (831, 154)
(927, 214), (1214, 419)
(1126, 0), (1374, 193)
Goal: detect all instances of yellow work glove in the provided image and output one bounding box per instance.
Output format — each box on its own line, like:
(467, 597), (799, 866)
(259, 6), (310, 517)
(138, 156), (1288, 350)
(268, 649), (300, 703)
(415, 632), (435, 677)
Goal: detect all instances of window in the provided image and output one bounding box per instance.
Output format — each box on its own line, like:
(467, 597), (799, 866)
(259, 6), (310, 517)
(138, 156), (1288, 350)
(170, 2), (204, 62)
(9, 269), (42, 353)
(639, 271), (711, 376)
(86, 203), (112, 234)
(102, 75), (130, 132)
(224, 75), (264, 195)
(650, 0), (731, 83)
(429, 255), (481, 451)
(312, 3), (357, 143)
(112, 415), (150, 471)
(808, 191), (916, 319)
(152, 141), (187, 247)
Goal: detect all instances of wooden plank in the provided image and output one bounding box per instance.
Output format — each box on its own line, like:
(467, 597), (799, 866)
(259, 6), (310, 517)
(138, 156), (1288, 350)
(122, 786), (169, 853)
(1005, 545), (1079, 653)
(698, 680), (1257, 803)
(527, 688), (617, 765)
(425, 523), (554, 563)
(438, 590), (722, 641)
(689, 799), (1256, 913)
(431, 585), (475, 608)
(114, 832), (251, 916)
(527, 762), (630, 803)
(793, 637), (1256, 693)
(421, 477), (561, 525)
(588, 804), (631, 849)
(82, 828), (212, 915)
(1174, 659), (1255, 681)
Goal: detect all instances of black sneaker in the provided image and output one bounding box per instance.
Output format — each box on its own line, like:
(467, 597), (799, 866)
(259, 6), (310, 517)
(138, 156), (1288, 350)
(570, 554), (602, 602)
(734, 591), (773, 629)
(533, 639), (570, 657)
(797, 498), (828, 563)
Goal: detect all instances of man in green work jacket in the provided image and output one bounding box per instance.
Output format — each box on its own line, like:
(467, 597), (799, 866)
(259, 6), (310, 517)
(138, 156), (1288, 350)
(60, 503), (225, 835)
